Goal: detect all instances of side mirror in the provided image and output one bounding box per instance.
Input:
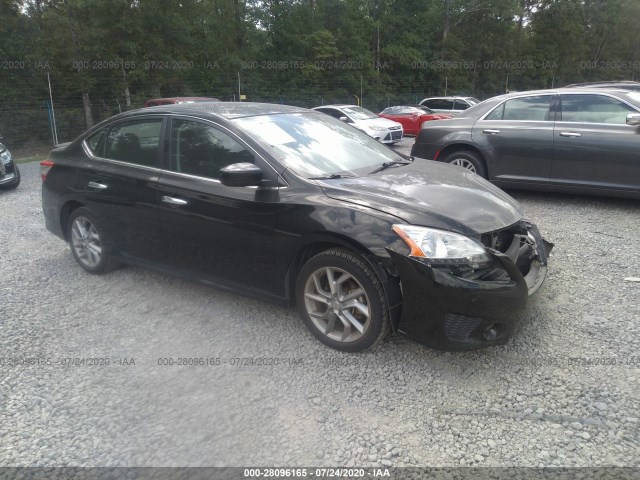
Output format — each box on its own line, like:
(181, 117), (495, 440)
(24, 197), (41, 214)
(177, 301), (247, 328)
(339, 116), (352, 123)
(626, 113), (640, 126)
(219, 162), (263, 187)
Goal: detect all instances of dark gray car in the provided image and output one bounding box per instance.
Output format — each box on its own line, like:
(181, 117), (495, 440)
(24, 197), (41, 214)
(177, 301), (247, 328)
(411, 88), (640, 199)
(0, 139), (20, 190)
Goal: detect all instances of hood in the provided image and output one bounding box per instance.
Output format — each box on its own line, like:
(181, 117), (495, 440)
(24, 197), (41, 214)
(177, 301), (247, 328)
(317, 160), (523, 236)
(356, 117), (401, 129)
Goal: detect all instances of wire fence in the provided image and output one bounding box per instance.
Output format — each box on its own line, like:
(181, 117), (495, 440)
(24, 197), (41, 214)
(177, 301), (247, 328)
(0, 76), (554, 158)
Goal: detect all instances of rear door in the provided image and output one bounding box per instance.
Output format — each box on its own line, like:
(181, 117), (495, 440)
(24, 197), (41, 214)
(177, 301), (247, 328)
(156, 116), (283, 293)
(552, 92), (640, 192)
(471, 94), (555, 184)
(79, 116), (165, 261)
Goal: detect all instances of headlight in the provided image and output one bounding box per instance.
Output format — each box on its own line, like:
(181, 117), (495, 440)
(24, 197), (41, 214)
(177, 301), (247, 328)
(0, 150), (11, 165)
(368, 126), (387, 131)
(392, 224), (492, 269)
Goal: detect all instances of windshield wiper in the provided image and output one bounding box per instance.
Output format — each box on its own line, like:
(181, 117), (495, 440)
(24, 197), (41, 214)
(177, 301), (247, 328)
(308, 173), (355, 180)
(368, 159), (413, 175)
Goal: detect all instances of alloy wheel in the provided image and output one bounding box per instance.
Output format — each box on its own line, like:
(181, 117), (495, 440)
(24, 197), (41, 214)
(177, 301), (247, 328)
(303, 266), (371, 343)
(450, 158), (477, 173)
(70, 216), (102, 268)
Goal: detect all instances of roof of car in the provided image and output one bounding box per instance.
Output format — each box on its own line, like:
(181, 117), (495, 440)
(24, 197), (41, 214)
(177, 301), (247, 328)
(144, 97), (220, 103)
(507, 87), (638, 96)
(79, 103), (314, 136)
(312, 105), (359, 109)
(460, 87), (640, 113)
(137, 102), (311, 119)
(422, 96), (477, 100)
(564, 81), (640, 87)
(385, 105), (419, 108)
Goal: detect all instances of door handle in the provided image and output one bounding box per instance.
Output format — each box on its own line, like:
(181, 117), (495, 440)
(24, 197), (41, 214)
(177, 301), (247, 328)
(559, 132), (582, 138)
(483, 129), (501, 134)
(161, 196), (188, 206)
(87, 181), (108, 190)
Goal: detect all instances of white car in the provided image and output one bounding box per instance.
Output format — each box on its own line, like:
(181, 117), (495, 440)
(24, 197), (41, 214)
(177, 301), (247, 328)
(312, 105), (403, 144)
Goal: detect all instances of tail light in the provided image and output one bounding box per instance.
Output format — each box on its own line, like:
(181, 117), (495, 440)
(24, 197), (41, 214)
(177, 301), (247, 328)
(40, 160), (54, 182)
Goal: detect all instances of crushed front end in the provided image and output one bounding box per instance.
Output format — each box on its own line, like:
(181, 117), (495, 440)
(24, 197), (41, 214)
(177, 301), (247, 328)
(388, 220), (553, 351)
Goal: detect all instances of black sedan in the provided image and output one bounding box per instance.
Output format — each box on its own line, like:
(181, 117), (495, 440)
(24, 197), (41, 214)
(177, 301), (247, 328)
(41, 103), (552, 352)
(0, 139), (20, 190)
(412, 88), (640, 199)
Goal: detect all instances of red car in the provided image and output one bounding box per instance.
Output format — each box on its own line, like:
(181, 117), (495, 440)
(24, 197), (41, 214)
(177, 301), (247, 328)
(379, 105), (452, 135)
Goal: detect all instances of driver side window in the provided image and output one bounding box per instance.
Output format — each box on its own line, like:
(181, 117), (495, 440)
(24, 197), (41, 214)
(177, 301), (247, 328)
(170, 119), (254, 180)
(560, 94), (636, 124)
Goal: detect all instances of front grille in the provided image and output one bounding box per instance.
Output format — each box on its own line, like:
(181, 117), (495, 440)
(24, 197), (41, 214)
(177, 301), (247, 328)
(391, 131), (403, 140)
(389, 125), (402, 130)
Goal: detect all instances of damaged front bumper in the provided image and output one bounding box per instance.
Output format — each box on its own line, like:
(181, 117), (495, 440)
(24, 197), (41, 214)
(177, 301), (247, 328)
(388, 220), (553, 351)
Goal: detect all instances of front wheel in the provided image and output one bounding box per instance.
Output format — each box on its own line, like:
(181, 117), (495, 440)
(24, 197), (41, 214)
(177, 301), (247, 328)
(295, 248), (390, 352)
(0, 165), (19, 190)
(442, 150), (486, 178)
(67, 207), (119, 274)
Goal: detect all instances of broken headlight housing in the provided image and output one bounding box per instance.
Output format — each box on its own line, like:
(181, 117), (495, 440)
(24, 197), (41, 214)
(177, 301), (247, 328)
(392, 224), (492, 269)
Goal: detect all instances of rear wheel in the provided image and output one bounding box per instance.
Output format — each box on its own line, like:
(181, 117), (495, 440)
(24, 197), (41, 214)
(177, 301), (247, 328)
(67, 207), (119, 274)
(296, 248), (390, 352)
(442, 150), (486, 178)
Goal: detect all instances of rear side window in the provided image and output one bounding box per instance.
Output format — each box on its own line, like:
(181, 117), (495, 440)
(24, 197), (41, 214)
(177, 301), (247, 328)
(453, 100), (470, 111)
(104, 119), (163, 166)
(424, 99), (454, 110)
(85, 129), (107, 156)
(560, 94), (636, 124)
(485, 95), (553, 121)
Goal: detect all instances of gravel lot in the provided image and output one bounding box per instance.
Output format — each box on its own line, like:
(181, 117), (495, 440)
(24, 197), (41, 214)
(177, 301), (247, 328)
(1, 142), (639, 469)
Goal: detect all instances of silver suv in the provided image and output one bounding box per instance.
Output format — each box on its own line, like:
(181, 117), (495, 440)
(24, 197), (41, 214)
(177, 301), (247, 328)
(419, 96), (480, 116)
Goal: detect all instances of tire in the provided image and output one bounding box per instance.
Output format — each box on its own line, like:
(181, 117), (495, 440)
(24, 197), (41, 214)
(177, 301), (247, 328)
(0, 165), (20, 190)
(442, 150), (486, 178)
(295, 248), (390, 352)
(67, 207), (119, 274)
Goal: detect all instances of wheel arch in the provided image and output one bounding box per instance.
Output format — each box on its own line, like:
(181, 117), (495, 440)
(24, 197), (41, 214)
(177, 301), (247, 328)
(285, 235), (402, 331)
(60, 200), (86, 241)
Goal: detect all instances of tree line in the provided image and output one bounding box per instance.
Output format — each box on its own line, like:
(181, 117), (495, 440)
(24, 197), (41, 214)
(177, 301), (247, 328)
(0, 0), (639, 137)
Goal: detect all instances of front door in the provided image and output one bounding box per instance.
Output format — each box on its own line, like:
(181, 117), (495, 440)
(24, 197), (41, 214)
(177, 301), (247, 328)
(552, 92), (640, 192)
(157, 117), (283, 294)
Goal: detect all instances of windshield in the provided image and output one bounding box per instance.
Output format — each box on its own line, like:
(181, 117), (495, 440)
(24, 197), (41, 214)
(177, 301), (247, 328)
(340, 106), (379, 121)
(233, 112), (403, 178)
(467, 98), (481, 105)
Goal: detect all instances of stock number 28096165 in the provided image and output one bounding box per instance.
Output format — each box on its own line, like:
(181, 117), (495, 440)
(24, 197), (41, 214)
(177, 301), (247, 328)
(157, 357), (221, 366)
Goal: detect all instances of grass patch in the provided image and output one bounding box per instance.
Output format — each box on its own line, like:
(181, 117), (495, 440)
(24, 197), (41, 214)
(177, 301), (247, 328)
(14, 155), (44, 164)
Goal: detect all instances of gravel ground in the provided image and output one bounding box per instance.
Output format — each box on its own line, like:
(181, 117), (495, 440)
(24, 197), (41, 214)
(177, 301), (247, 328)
(1, 145), (639, 468)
